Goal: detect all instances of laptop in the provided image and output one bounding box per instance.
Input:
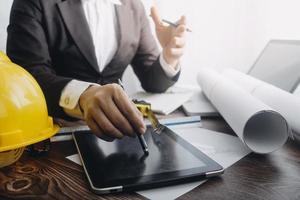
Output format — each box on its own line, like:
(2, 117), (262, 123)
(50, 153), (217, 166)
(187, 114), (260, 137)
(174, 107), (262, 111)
(183, 39), (300, 116)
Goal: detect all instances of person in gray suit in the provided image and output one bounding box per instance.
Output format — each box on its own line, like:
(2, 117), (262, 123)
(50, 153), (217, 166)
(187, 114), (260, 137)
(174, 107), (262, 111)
(7, 0), (186, 141)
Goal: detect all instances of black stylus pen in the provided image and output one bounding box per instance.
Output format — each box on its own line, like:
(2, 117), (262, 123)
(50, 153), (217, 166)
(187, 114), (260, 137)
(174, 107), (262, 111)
(117, 79), (149, 155)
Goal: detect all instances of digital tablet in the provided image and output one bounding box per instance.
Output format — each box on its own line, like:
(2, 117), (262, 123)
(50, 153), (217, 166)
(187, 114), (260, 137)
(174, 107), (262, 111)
(73, 126), (224, 194)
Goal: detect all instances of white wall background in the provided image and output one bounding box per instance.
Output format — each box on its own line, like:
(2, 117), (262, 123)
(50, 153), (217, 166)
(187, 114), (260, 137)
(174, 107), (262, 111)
(0, 0), (13, 51)
(1, 0), (300, 90)
(146, 0), (300, 86)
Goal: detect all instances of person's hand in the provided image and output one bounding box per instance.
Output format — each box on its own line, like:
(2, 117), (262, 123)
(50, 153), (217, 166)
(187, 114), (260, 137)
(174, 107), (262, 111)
(79, 84), (146, 142)
(151, 6), (187, 68)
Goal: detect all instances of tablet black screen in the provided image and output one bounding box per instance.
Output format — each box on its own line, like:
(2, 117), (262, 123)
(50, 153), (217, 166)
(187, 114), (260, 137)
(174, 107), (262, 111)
(74, 127), (223, 190)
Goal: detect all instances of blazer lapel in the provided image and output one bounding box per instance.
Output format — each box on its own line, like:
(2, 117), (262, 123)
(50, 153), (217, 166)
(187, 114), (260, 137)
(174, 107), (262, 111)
(57, 0), (99, 73)
(103, 2), (133, 75)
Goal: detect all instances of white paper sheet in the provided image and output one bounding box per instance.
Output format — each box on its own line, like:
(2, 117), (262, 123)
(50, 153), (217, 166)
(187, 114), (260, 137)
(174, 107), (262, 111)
(66, 128), (250, 200)
(173, 128), (251, 169)
(223, 68), (300, 135)
(293, 84), (300, 97)
(182, 90), (219, 117)
(130, 86), (195, 115)
(197, 68), (289, 153)
(66, 154), (82, 165)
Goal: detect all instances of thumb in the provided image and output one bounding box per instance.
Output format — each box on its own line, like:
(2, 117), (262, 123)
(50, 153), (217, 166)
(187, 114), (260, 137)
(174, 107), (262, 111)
(178, 15), (187, 26)
(150, 6), (162, 27)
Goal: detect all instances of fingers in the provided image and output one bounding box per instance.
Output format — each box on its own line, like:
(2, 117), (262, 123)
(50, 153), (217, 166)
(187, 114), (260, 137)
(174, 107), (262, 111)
(90, 107), (124, 139)
(162, 35), (185, 65)
(167, 22), (186, 53)
(164, 36), (185, 59)
(171, 36), (185, 48)
(87, 118), (115, 142)
(80, 84), (146, 141)
(112, 87), (146, 135)
(101, 101), (135, 137)
(174, 24), (186, 37)
(150, 6), (162, 27)
(178, 15), (187, 26)
(167, 48), (184, 57)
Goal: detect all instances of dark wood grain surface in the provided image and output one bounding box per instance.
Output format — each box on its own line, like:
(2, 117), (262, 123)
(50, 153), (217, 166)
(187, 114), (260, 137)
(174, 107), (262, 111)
(1, 112), (300, 200)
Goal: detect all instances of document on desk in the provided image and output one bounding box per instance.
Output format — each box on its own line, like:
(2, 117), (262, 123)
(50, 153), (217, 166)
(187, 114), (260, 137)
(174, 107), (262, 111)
(197, 68), (289, 154)
(130, 86), (195, 115)
(182, 89), (219, 117)
(66, 127), (250, 200)
(137, 127), (251, 200)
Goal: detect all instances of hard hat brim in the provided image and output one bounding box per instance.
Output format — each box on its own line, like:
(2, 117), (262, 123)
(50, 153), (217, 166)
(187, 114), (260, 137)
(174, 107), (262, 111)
(0, 124), (59, 152)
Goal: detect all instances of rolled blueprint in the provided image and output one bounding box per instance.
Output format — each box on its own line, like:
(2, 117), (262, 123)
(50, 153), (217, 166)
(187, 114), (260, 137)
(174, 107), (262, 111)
(223, 68), (300, 135)
(197, 68), (289, 154)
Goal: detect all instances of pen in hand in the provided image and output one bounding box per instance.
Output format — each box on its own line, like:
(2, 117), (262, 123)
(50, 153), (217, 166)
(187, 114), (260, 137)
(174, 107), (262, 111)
(117, 79), (149, 155)
(161, 19), (192, 32)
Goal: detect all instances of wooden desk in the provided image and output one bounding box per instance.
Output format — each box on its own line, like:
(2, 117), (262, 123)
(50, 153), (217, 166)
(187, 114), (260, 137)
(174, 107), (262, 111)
(1, 110), (300, 200)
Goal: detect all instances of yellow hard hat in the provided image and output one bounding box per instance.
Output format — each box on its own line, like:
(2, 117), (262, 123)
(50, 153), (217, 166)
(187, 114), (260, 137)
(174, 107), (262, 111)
(0, 52), (59, 167)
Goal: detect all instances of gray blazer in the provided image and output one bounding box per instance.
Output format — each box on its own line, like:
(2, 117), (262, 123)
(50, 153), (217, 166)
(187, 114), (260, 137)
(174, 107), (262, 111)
(7, 0), (180, 119)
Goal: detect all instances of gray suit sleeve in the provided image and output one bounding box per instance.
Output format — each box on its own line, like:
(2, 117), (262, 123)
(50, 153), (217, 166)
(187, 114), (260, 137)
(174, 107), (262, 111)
(130, 1), (180, 93)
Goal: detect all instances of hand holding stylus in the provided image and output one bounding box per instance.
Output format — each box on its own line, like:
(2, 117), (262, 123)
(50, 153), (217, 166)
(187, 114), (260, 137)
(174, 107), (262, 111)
(79, 84), (146, 142)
